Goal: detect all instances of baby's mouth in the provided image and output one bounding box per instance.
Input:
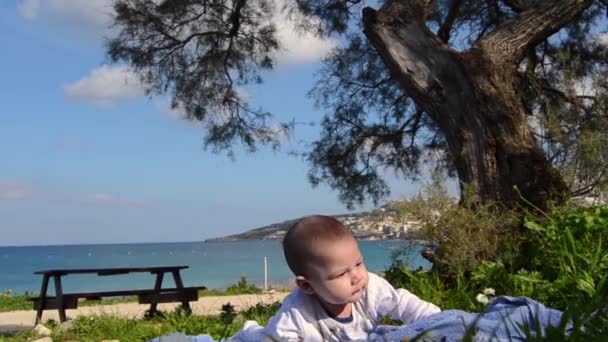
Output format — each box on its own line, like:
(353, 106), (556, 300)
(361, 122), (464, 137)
(352, 286), (364, 295)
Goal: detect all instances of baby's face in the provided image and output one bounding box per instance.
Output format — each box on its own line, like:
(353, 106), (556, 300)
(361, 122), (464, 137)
(305, 237), (369, 306)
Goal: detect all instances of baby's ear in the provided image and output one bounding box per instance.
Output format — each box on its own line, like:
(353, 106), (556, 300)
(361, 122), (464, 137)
(295, 276), (315, 295)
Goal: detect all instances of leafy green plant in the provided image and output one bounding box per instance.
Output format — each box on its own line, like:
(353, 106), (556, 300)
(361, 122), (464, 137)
(242, 301), (281, 324)
(384, 261), (481, 312)
(469, 206), (608, 310)
(470, 261), (555, 304)
(0, 290), (32, 312)
(393, 175), (521, 278)
(387, 202), (608, 341)
(522, 206), (607, 307)
(224, 276), (262, 295)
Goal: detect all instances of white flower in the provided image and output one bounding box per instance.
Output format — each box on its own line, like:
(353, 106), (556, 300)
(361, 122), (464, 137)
(482, 288), (495, 296)
(476, 293), (490, 305)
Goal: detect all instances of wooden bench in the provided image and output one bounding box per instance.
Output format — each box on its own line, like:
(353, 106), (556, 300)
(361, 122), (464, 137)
(30, 266), (206, 323)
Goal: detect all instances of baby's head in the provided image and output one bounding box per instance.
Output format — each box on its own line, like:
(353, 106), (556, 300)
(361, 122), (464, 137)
(283, 215), (369, 310)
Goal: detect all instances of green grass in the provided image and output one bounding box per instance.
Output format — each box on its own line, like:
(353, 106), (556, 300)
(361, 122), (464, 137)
(0, 302), (282, 342)
(0, 290), (32, 312)
(0, 277), (280, 341)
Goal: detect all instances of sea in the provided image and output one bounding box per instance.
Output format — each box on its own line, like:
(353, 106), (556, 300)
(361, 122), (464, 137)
(0, 240), (429, 294)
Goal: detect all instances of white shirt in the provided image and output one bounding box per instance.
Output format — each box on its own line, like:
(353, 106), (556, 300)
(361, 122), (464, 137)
(261, 273), (441, 341)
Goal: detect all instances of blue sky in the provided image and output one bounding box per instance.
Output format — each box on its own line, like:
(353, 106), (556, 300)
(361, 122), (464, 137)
(0, 0), (448, 246)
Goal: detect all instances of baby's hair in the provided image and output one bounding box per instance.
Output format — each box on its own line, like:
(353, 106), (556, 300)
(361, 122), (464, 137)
(282, 215), (354, 276)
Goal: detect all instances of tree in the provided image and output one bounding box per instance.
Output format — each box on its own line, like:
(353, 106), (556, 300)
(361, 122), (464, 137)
(107, 0), (608, 210)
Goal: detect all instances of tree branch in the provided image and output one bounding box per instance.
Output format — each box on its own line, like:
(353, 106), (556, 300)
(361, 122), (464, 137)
(362, 2), (457, 111)
(478, 0), (595, 69)
(437, 0), (463, 43)
(372, 0), (434, 22)
(501, 0), (525, 13)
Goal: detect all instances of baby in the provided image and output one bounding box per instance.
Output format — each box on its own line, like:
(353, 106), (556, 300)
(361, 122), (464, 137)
(262, 215), (440, 341)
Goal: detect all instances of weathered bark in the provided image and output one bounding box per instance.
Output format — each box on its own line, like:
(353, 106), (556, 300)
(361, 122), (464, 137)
(362, 0), (593, 209)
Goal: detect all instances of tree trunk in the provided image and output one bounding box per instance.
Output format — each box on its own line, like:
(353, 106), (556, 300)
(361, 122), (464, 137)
(362, 0), (593, 209)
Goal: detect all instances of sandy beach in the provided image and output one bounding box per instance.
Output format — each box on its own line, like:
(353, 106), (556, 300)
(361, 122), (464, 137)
(0, 292), (288, 334)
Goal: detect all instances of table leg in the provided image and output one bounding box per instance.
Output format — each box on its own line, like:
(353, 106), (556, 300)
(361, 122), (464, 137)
(172, 270), (191, 313)
(54, 275), (67, 322)
(148, 272), (164, 316)
(35, 275), (50, 324)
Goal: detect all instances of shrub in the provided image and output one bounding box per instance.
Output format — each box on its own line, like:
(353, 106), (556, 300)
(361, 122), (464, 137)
(393, 176), (520, 278)
(0, 290), (34, 312)
(385, 205), (608, 340)
(199, 277), (263, 297)
(225, 276), (262, 295)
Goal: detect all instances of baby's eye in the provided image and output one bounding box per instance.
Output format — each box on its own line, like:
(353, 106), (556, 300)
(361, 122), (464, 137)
(356, 261), (363, 267)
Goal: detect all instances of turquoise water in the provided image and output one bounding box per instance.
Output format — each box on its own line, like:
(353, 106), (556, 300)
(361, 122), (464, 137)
(0, 240), (428, 294)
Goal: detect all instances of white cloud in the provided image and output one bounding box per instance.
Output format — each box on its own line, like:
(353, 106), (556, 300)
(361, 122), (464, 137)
(235, 86), (251, 102)
(64, 65), (146, 105)
(0, 182), (33, 200)
(155, 99), (188, 121)
(86, 193), (114, 202)
(0, 180), (146, 208)
(153, 98), (191, 122)
(47, 1), (334, 105)
(597, 33), (608, 47)
(573, 76), (596, 97)
(17, 0), (112, 40)
(268, 122), (291, 143)
(18, 0), (334, 65)
(165, 103), (189, 121)
(17, 0), (39, 19)
(273, 4), (336, 64)
(81, 193), (145, 207)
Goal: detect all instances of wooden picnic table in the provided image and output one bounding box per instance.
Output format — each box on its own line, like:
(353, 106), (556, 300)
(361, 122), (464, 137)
(31, 265), (206, 323)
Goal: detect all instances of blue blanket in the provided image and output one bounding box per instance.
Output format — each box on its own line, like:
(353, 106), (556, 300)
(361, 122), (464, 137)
(150, 296), (567, 341)
(381, 296), (567, 341)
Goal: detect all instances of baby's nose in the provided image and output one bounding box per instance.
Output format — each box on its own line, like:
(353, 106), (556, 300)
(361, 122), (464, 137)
(351, 270), (362, 284)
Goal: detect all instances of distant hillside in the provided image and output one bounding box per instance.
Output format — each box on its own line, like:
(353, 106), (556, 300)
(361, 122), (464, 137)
(205, 217), (300, 242)
(205, 202), (421, 242)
